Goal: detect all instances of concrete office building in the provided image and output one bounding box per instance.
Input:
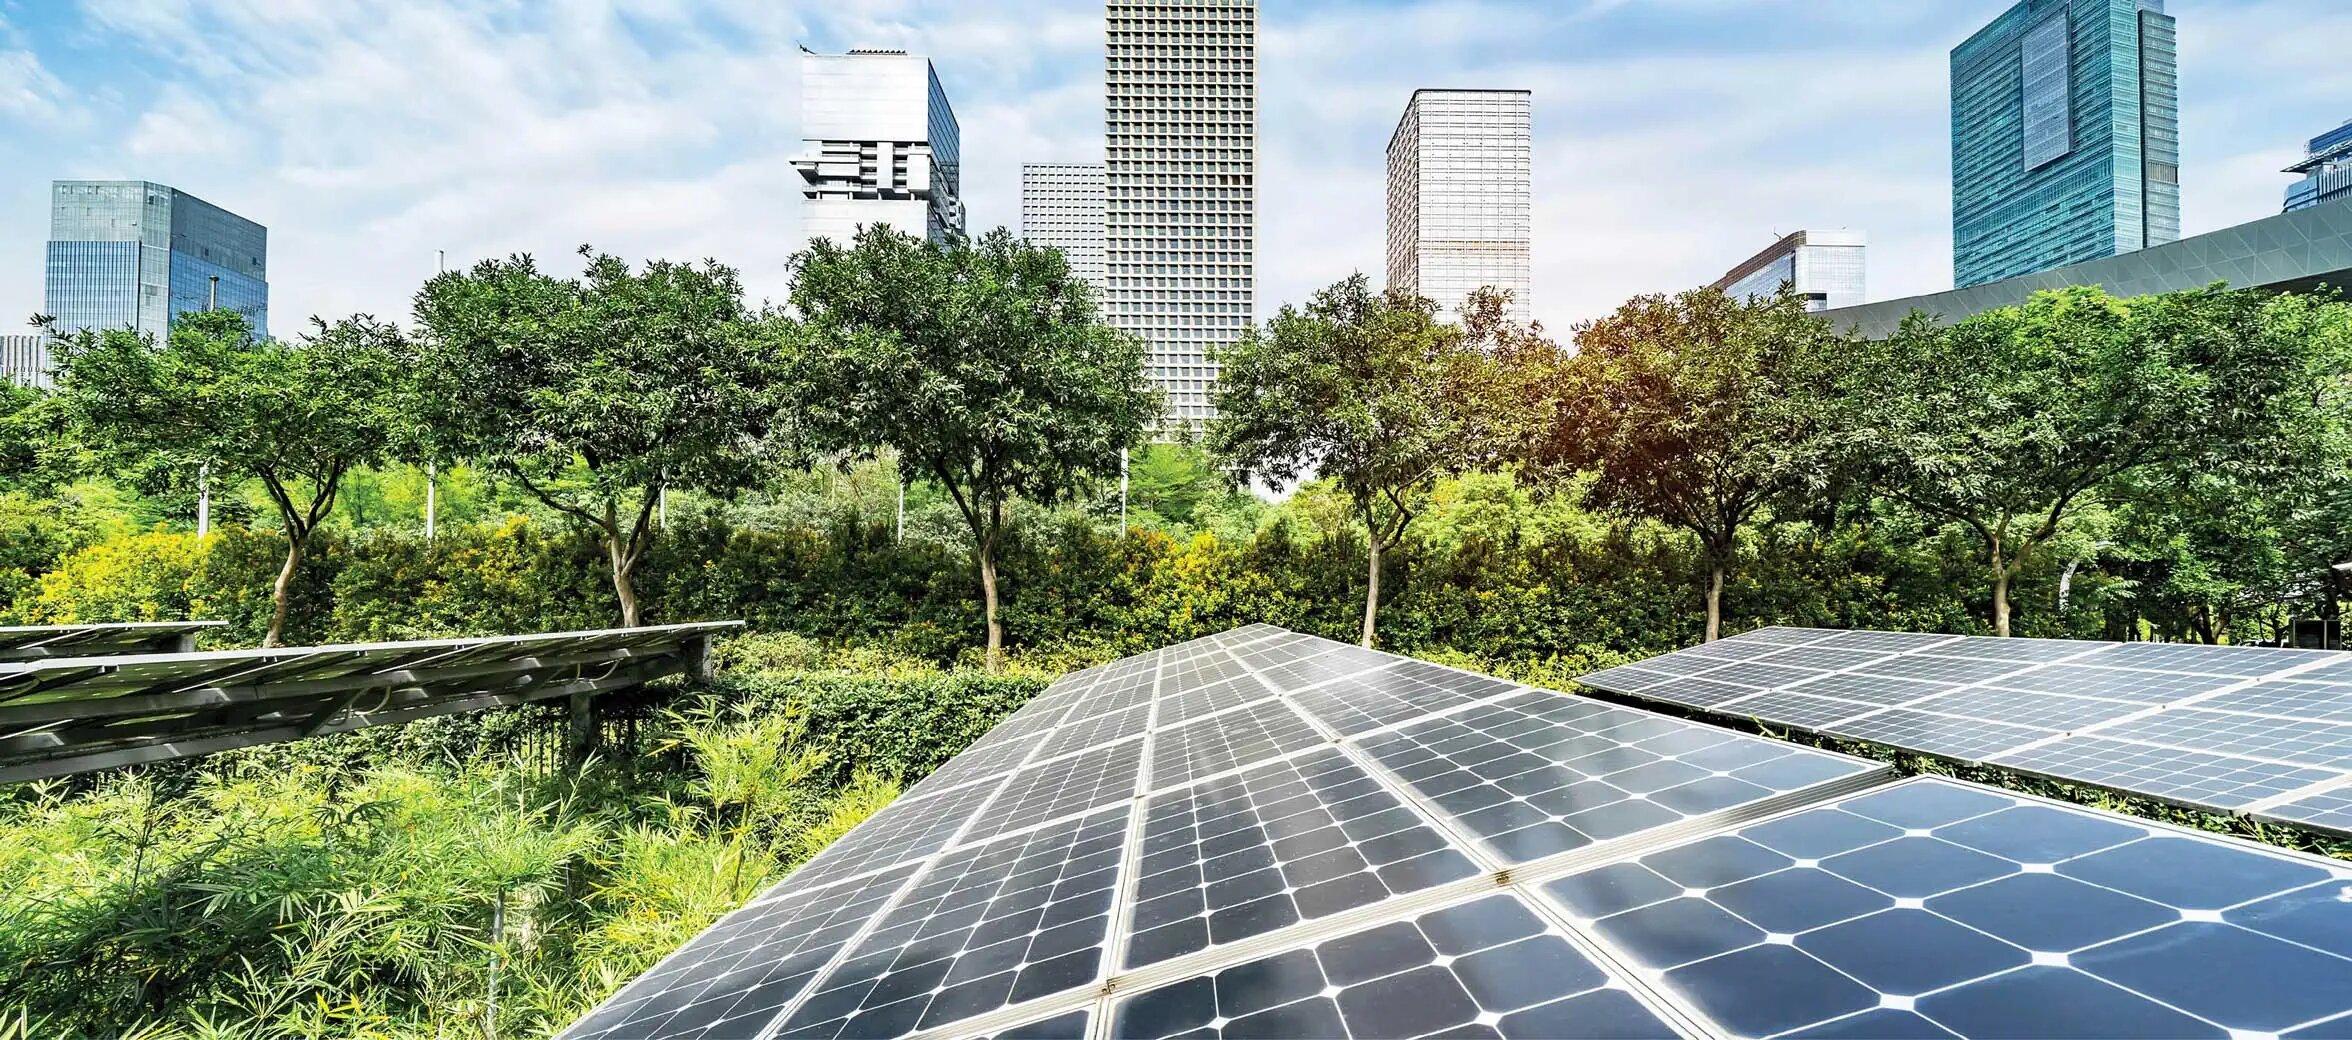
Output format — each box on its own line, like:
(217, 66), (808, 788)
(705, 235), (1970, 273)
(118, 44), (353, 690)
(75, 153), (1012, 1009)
(1106, 0), (1256, 430)
(794, 48), (964, 247)
(0, 335), (50, 390)
(1951, 0), (2178, 288)
(2286, 118), (2352, 213)
(1712, 230), (1867, 313)
(44, 180), (268, 340)
(1385, 89), (1532, 326)
(1021, 163), (1108, 294)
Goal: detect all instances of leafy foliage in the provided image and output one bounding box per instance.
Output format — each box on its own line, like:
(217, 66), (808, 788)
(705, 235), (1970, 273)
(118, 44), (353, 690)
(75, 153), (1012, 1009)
(787, 226), (1157, 668)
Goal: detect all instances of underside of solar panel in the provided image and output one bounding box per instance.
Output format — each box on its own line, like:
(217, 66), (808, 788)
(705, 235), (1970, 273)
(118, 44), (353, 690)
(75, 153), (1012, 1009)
(563, 626), (2352, 1040)
(1579, 627), (2352, 838)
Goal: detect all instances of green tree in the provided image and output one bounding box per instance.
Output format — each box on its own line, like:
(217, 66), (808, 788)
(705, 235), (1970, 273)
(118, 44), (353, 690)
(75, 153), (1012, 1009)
(1537, 288), (1841, 641)
(1841, 285), (2351, 636)
(413, 249), (787, 627)
(1211, 278), (1545, 648)
(50, 311), (404, 645)
(787, 226), (1156, 670)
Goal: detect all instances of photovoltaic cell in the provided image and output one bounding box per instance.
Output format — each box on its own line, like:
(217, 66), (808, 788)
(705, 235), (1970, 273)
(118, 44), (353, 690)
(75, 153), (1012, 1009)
(1288, 660), (1519, 736)
(1158, 674), (1279, 730)
(1039, 702), (1153, 761)
(1537, 778), (2352, 1040)
(1253, 643), (1392, 691)
(779, 779), (1002, 892)
(1583, 629), (2352, 834)
(1113, 893), (1682, 1039)
(1148, 698), (1325, 791)
(1355, 691), (1882, 864)
(2257, 782), (2352, 833)
(979, 1008), (1090, 1040)
(1751, 645), (1898, 671)
(962, 737), (1142, 845)
(561, 864), (918, 1040)
(1125, 748), (1480, 968)
(900, 732), (1040, 801)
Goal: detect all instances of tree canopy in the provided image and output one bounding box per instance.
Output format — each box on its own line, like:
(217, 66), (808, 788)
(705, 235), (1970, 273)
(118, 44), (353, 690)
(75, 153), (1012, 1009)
(49, 310), (405, 645)
(787, 225), (1157, 669)
(413, 248), (788, 626)
(1211, 279), (1547, 647)
(1538, 288), (1841, 641)
(1838, 284), (2352, 635)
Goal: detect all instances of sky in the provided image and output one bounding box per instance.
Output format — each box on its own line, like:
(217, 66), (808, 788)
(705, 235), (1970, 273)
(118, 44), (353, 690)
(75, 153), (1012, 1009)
(0, 0), (2347, 336)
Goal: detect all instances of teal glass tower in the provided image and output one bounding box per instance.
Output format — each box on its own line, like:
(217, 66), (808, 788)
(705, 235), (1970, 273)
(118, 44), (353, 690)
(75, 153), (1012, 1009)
(1951, 0), (2178, 289)
(44, 181), (269, 341)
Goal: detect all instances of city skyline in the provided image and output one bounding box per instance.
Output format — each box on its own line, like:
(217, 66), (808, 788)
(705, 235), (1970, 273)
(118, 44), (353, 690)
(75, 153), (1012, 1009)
(0, 1), (2346, 336)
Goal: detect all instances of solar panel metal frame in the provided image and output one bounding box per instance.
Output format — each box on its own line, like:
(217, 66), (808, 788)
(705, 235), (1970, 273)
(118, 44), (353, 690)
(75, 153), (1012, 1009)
(0, 621), (740, 783)
(1579, 628), (2352, 836)
(0, 620), (225, 662)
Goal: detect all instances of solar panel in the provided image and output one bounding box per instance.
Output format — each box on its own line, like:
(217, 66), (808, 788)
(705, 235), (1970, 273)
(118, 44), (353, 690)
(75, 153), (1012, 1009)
(1535, 777), (2352, 1039)
(0, 622), (738, 783)
(1581, 628), (2352, 835)
(0, 621), (224, 662)
(569, 626), (2352, 1039)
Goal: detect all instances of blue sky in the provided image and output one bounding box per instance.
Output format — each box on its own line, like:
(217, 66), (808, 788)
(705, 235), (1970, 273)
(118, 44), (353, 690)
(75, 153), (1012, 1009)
(1, 0), (2346, 334)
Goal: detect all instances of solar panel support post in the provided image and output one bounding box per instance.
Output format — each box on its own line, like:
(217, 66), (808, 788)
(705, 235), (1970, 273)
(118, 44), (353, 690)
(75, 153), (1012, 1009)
(565, 688), (597, 767)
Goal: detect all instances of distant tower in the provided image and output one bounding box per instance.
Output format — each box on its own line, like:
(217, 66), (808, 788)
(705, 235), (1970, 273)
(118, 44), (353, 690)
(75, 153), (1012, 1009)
(1712, 231), (1867, 312)
(1021, 164), (1108, 296)
(794, 48), (965, 247)
(2285, 118), (2352, 213)
(44, 180), (269, 340)
(1951, 0), (2178, 288)
(1385, 89), (1533, 325)
(1106, 0), (1256, 430)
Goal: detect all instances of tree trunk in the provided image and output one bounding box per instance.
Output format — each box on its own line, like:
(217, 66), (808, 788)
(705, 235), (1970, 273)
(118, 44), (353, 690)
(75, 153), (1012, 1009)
(1992, 565), (2012, 638)
(265, 534), (303, 648)
(1362, 537), (1383, 649)
(979, 541), (1004, 673)
(608, 536), (639, 628)
(1704, 558), (1725, 643)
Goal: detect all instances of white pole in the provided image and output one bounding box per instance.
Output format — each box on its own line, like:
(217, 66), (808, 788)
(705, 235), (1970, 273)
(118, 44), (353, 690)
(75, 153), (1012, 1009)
(424, 462), (438, 541)
(896, 476), (906, 545)
(1119, 449), (1129, 530)
(658, 485), (668, 529)
(196, 462), (211, 537)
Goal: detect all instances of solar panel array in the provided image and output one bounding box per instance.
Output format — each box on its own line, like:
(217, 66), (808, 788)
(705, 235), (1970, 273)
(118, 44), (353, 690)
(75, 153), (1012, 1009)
(568, 624), (2352, 1040)
(0, 620), (223, 662)
(1579, 628), (2352, 837)
(0, 622), (739, 783)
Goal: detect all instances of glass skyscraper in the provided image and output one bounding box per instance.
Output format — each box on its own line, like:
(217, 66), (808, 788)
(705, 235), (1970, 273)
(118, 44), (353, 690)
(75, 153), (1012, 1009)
(794, 49), (964, 247)
(1106, 0), (1256, 430)
(1951, 0), (2178, 289)
(44, 180), (269, 340)
(1385, 89), (1532, 326)
(2285, 118), (2352, 213)
(1712, 230), (1867, 313)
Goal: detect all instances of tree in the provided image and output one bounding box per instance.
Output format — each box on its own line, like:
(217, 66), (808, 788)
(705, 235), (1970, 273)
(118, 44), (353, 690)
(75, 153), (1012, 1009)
(413, 249), (785, 628)
(787, 226), (1156, 670)
(1210, 278), (1545, 648)
(51, 311), (404, 645)
(1840, 285), (2351, 636)
(1536, 288), (1841, 641)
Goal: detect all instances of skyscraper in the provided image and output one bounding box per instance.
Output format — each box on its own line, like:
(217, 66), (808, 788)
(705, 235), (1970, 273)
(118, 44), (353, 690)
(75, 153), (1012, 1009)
(1712, 230), (1868, 313)
(1385, 89), (1532, 326)
(0, 335), (50, 390)
(1951, 0), (2178, 289)
(794, 48), (964, 247)
(1021, 163), (1107, 295)
(2285, 118), (2352, 213)
(44, 180), (268, 341)
(1106, 0), (1256, 430)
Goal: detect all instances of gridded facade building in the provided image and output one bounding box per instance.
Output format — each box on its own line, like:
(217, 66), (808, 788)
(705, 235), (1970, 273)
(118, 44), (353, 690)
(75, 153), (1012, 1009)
(45, 180), (268, 341)
(0, 335), (50, 390)
(795, 49), (964, 247)
(1385, 89), (1532, 326)
(1020, 164), (1108, 295)
(2285, 118), (2352, 213)
(1712, 230), (1867, 313)
(1952, 0), (2177, 289)
(1106, 0), (1256, 430)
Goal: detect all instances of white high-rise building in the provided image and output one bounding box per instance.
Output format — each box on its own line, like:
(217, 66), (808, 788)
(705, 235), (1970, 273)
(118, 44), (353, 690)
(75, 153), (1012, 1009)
(1711, 230), (1868, 313)
(1021, 164), (1107, 295)
(1106, 0), (1256, 430)
(794, 48), (964, 248)
(1385, 89), (1533, 326)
